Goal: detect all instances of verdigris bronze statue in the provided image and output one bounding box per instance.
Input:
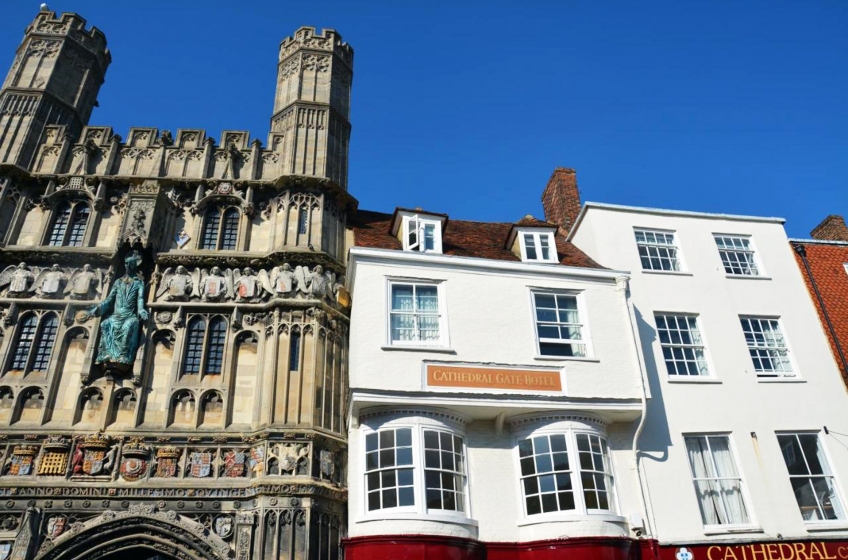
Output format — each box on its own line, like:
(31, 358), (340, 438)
(84, 250), (149, 374)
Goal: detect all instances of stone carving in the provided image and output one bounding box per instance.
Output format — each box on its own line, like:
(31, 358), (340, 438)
(271, 442), (309, 476)
(46, 515), (66, 539)
(248, 446), (265, 476)
(155, 265), (193, 301)
(233, 267), (266, 302)
(267, 264), (295, 296)
(4, 446), (37, 476)
(118, 438), (149, 482)
(187, 450), (213, 478)
(296, 264), (336, 299)
(73, 434), (116, 476)
(195, 266), (230, 302)
(30, 264), (66, 298)
(66, 264), (107, 300)
(213, 515), (233, 538)
(319, 449), (337, 483)
(222, 449), (247, 478)
(153, 446), (181, 478)
(0, 263), (35, 297)
(83, 251), (149, 372)
(38, 436), (71, 476)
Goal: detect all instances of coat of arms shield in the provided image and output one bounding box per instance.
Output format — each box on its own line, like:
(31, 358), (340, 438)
(223, 450), (246, 478)
(213, 516), (233, 538)
(47, 516), (66, 539)
(120, 457), (148, 481)
(9, 453), (34, 476)
(82, 449), (106, 475)
(189, 452), (212, 478)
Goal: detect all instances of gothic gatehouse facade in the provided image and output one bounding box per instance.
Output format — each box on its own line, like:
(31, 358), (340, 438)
(0, 9), (354, 560)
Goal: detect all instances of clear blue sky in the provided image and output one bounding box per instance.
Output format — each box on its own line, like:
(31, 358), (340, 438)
(2, 1), (846, 237)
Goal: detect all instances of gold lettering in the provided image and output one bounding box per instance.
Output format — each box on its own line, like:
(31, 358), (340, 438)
(795, 543), (810, 560)
(708, 547), (722, 560)
(750, 545), (768, 560)
(836, 547), (848, 560)
(725, 547), (739, 560)
(810, 544), (824, 560)
(766, 544), (780, 560)
(814, 543), (837, 560)
(779, 543), (795, 560)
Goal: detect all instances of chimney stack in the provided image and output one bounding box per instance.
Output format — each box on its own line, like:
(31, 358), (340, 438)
(541, 167), (581, 233)
(811, 215), (848, 242)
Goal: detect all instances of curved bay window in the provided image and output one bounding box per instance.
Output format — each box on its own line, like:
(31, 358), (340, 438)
(182, 316), (227, 377)
(47, 200), (90, 247)
(200, 206), (240, 250)
(513, 415), (617, 518)
(6, 312), (60, 376)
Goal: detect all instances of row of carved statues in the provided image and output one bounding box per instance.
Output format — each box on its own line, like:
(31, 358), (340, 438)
(0, 435), (338, 483)
(0, 262), (345, 304)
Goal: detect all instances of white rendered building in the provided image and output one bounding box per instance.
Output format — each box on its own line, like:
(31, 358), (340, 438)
(342, 173), (655, 560)
(569, 200), (848, 555)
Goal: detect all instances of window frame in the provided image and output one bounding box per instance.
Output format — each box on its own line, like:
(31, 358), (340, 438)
(199, 205), (241, 251)
(777, 431), (846, 524)
(682, 433), (756, 531)
(402, 214), (442, 254)
(4, 311), (60, 377)
(180, 314), (229, 379)
(529, 290), (593, 359)
(739, 316), (796, 378)
(518, 230), (558, 263)
(386, 279), (449, 348)
(46, 200), (91, 248)
(633, 227), (685, 273)
(511, 418), (620, 522)
(654, 312), (712, 378)
(713, 233), (763, 277)
(358, 412), (470, 522)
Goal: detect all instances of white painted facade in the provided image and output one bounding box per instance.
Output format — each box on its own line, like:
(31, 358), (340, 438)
(346, 244), (653, 543)
(570, 202), (848, 544)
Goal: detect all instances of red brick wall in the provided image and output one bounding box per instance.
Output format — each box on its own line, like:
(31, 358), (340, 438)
(541, 167), (581, 233)
(792, 242), (848, 388)
(811, 215), (848, 241)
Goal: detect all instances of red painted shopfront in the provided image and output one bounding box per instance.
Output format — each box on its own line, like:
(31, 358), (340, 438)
(344, 536), (848, 560)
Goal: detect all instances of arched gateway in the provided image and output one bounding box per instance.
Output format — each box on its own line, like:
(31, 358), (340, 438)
(35, 506), (232, 560)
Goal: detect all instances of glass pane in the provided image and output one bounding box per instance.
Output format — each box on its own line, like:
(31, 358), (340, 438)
(396, 428), (412, 447)
(399, 487), (415, 507)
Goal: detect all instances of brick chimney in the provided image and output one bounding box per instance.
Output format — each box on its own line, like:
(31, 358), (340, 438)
(811, 215), (848, 242)
(541, 167), (581, 232)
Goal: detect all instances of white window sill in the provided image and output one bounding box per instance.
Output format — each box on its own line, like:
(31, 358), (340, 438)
(806, 522), (848, 532)
(522, 259), (560, 265)
(757, 376), (805, 383)
(534, 355), (599, 363)
(381, 345), (456, 354)
(357, 512), (478, 527)
(641, 270), (693, 277)
(666, 377), (722, 384)
(703, 525), (763, 535)
(725, 274), (772, 281)
(516, 512), (626, 527)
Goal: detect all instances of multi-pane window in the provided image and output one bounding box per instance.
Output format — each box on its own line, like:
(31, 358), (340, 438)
(684, 435), (750, 526)
(532, 292), (586, 357)
(424, 430), (466, 512)
(577, 434), (614, 510)
(7, 313), (59, 375)
(634, 229), (681, 272)
(521, 232), (557, 263)
(778, 433), (845, 522)
(182, 316), (227, 377)
(714, 235), (759, 276)
(740, 317), (793, 376)
(200, 207), (239, 250)
(405, 215), (442, 253)
(655, 314), (709, 376)
(390, 283), (441, 344)
(517, 431), (615, 516)
(365, 428), (415, 511)
(298, 207), (309, 235)
(47, 201), (90, 247)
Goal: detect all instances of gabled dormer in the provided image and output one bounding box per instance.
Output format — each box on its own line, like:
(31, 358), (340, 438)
(506, 215), (559, 263)
(389, 207), (449, 254)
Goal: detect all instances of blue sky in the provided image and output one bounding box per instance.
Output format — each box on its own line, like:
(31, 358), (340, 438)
(2, 1), (846, 237)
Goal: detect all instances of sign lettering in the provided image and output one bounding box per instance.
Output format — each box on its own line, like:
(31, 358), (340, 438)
(425, 364), (562, 392)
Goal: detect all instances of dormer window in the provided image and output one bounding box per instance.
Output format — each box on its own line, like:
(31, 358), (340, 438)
(404, 215), (442, 254)
(519, 232), (557, 263)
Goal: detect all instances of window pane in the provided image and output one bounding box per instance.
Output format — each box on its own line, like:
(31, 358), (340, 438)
(220, 208), (239, 250)
(30, 314), (59, 372)
(183, 318), (206, 375)
(48, 202), (71, 246)
(779, 433), (845, 521)
(204, 317), (226, 374)
(200, 209), (220, 250)
(685, 435), (749, 525)
(67, 204), (89, 247)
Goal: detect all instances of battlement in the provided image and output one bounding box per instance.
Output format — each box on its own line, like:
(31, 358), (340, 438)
(27, 10), (110, 62)
(279, 26), (353, 68)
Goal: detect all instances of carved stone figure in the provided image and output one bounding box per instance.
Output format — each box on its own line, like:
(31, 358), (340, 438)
(65, 264), (103, 300)
(195, 266), (231, 302)
(85, 251), (149, 369)
(233, 267), (265, 302)
(31, 264), (66, 298)
(295, 264), (336, 299)
(268, 263), (295, 296)
(0, 263), (35, 297)
(155, 265), (192, 301)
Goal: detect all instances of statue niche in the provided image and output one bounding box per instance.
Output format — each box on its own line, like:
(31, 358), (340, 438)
(83, 250), (149, 381)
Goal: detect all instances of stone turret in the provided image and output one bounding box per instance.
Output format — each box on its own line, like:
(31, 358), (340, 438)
(0, 9), (110, 168)
(270, 27), (354, 189)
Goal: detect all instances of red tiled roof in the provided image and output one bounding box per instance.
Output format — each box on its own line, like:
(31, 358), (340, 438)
(792, 240), (848, 387)
(351, 209), (605, 269)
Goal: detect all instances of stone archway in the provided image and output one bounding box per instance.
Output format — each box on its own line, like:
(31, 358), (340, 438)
(35, 505), (232, 560)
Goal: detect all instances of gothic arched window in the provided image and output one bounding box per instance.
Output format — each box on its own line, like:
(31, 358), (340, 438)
(7, 312), (59, 375)
(182, 315), (227, 377)
(200, 206), (239, 250)
(47, 200), (90, 247)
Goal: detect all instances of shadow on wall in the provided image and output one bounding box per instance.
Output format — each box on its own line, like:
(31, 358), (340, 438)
(633, 306), (672, 463)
